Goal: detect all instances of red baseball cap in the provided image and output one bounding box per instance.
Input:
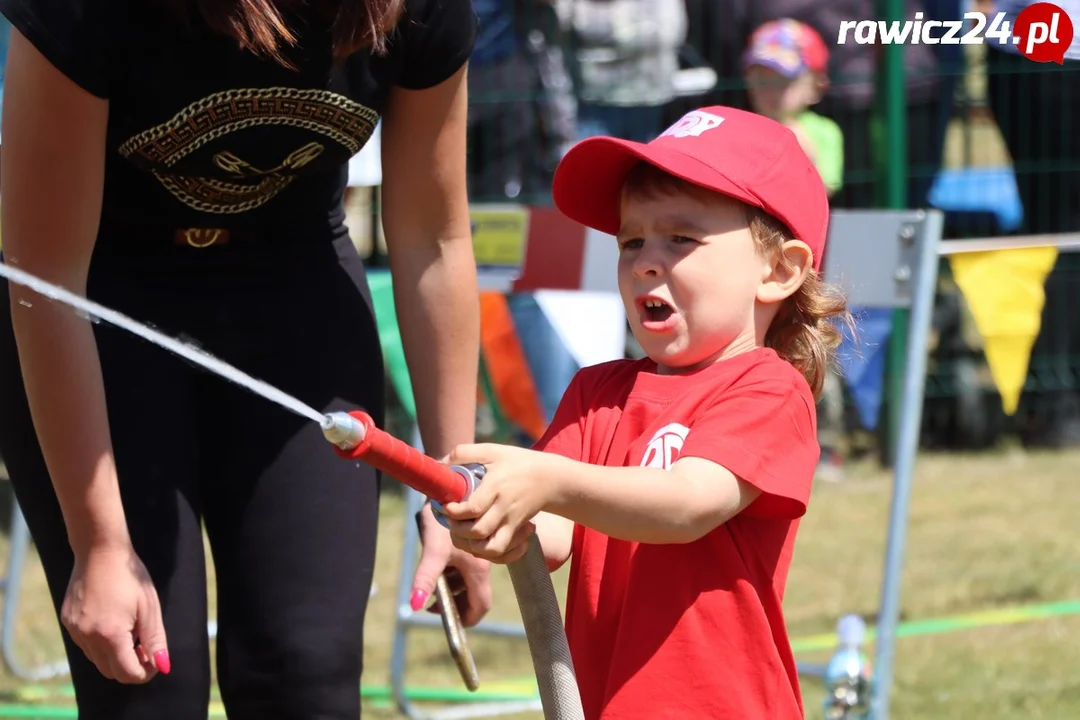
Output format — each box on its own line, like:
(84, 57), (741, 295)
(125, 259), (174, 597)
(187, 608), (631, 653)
(552, 106), (830, 270)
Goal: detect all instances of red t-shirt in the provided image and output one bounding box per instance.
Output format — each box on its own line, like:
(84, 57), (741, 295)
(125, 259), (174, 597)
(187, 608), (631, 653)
(534, 347), (819, 719)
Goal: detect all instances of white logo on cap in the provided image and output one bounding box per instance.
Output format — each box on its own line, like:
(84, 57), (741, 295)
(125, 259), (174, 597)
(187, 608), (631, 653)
(659, 110), (725, 139)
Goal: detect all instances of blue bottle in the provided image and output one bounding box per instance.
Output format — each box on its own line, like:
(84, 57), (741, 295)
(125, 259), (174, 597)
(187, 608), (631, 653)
(822, 614), (873, 719)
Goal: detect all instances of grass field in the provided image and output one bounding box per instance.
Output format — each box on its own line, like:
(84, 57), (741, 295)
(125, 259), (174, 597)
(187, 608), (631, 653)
(0, 447), (1076, 719)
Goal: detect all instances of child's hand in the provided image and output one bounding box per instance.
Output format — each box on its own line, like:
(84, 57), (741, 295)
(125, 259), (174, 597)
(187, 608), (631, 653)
(442, 444), (563, 564)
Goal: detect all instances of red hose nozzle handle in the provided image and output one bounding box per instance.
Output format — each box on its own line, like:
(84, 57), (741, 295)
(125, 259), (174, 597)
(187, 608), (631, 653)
(321, 410), (470, 507)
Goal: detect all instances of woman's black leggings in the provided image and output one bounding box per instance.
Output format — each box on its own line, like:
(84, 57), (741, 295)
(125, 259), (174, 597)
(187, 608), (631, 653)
(0, 235), (385, 720)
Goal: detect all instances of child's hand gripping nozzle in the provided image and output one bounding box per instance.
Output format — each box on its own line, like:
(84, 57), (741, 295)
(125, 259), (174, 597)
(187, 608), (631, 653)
(321, 411), (585, 720)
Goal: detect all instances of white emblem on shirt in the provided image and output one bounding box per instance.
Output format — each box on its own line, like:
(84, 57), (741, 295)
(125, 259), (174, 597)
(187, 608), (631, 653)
(640, 423), (690, 470)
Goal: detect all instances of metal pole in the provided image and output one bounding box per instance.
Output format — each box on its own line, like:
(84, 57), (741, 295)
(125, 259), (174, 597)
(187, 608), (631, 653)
(882, 0), (909, 208)
(871, 210), (943, 720)
(882, 0), (910, 467)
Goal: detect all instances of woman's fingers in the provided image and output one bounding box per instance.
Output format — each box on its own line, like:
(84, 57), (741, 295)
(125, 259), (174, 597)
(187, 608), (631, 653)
(104, 631), (153, 684)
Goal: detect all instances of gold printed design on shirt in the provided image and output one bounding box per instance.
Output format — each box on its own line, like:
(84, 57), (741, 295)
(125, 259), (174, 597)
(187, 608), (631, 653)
(118, 88), (378, 214)
(182, 228), (225, 248)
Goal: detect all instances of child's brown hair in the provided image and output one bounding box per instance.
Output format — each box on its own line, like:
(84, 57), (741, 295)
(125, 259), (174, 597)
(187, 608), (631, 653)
(621, 163), (851, 399)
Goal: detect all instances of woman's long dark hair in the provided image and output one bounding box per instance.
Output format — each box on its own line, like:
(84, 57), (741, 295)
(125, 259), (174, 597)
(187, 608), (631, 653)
(172, 0), (407, 68)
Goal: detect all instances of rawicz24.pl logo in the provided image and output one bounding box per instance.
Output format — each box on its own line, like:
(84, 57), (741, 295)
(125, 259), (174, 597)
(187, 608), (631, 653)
(837, 2), (1074, 64)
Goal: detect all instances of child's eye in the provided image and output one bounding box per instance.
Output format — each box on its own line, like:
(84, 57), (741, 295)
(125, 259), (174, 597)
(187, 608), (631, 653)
(672, 235), (697, 244)
(619, 238), (644, 251)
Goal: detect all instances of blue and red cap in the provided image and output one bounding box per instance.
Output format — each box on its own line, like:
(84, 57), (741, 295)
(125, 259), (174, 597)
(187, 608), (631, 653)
(743, 19), (830, 78)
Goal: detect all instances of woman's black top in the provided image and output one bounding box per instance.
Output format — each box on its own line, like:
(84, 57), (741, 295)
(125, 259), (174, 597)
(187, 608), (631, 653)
(0, 0), (478, 259)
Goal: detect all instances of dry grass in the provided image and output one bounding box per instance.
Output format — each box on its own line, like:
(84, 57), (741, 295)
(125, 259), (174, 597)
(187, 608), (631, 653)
(0, 448), (1076, 719)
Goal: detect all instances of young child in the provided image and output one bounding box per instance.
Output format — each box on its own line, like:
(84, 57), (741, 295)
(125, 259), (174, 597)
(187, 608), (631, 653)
(743, 19), (844, 200)
(440, 106), (850, 719)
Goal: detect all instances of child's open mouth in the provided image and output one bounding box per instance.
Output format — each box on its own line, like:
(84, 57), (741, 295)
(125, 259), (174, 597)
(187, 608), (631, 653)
(638, 298), (678, 332)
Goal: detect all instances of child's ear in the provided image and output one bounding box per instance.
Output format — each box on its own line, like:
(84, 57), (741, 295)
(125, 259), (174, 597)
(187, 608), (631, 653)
(758, 240), (813, 304)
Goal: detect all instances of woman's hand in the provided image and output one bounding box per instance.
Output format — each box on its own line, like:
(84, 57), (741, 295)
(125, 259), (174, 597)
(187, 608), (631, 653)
(61, 545), (171, 683)
(441, 444), (564, 564)
(411, 503), (493, 627)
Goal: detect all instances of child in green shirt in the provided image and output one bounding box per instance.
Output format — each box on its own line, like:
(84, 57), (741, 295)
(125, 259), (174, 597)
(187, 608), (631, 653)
(742, 19), (844, 198)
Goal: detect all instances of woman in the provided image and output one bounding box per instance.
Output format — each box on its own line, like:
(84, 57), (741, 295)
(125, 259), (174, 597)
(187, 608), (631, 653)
(0, 0), (491, 718)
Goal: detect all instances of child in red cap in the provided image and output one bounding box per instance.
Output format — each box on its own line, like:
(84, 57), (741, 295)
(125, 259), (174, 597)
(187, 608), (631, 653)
(441, 106), (851, 719)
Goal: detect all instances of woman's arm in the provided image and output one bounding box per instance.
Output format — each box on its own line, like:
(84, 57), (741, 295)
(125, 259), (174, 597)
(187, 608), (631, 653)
(1, 30), (129, 558)
(380, 64), (479, 461)
(380, 63), (493, 624)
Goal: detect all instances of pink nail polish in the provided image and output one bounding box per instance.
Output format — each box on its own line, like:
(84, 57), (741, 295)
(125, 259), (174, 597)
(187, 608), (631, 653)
(410, 589), (429, 611)
(153, 650), (171, 675)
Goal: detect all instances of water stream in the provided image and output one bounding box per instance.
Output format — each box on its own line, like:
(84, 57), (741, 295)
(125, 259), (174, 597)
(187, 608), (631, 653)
(0, 261), (325, 423)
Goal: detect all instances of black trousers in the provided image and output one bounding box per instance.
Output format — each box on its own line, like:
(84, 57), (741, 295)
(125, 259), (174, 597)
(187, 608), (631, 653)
(0, 234), (385, 719)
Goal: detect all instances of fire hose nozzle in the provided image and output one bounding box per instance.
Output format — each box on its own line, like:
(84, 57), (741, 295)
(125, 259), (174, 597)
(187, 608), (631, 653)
(430, 463), (486, 530)
(321, 409), (483, 515)
(321, 411), (366, 450)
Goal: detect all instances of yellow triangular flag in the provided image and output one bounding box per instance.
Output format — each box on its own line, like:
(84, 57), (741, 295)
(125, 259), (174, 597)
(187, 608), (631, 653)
(949, 246), (1058, 416)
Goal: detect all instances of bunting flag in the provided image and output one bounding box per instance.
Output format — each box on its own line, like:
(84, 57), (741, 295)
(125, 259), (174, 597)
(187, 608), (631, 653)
(949, 246), (1059, 416)
(479, 292), (549, 442)
(505, 293), (581, 427)
(836, 307), (894, 431)
(532, 290), (627, 371)
(366, 265), (584, 441)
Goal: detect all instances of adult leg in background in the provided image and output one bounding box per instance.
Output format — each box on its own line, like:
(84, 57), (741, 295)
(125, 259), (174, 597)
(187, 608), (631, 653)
(575, 103), (665, 144)
(0, 271), (213, 720)
(196, 240), (385, 719)
(467, 49), (551, 203)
